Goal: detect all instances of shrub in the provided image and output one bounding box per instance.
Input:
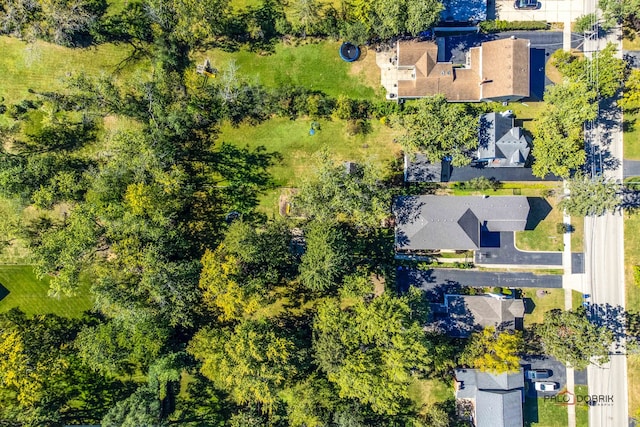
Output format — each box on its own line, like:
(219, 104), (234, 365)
(574, 13), (598, 34)
(479, 20), (548, 33)
(634, 265), (640, 286)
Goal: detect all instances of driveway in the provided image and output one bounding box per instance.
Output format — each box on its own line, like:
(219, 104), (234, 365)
(494, 0), (587, 23)
(475, 232), (562, 266)
(447, 165), (560, 182)
(522, 355), (568, 397)
(624, 160), (640, 178)
(396, 268), (563, 296)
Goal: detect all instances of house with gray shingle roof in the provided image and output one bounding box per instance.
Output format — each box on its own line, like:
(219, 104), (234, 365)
(432, 294), (525, 337)
(478, 112), (531, 167)
(393, 195), (530, 251)
(455, 368), (524, 427)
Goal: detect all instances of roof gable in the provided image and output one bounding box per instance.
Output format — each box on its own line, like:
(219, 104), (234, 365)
(394, 196), (530, 250)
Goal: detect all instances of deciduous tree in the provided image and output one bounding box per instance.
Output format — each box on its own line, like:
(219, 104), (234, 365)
(561, 172), (621, 216)
(537, 308), (613, 370)
(460, 327), (523, 373)
(397, 95), (479, 167)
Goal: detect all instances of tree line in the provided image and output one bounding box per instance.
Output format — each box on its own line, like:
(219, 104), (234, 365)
(0, 0), (445, 49)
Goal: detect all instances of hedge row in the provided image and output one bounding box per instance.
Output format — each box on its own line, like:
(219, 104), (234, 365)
(479, 20), (548, 33)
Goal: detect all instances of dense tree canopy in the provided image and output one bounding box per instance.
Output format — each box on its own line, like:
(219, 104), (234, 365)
(460, 327), (523, 373)
(537, 308), (614, 370)
(397, 95), (479, 167)
(561, 172), (621, 216)
(531, 82), (596, 178)
(313, 288), (435, 415)
(295, 152), (391, 228)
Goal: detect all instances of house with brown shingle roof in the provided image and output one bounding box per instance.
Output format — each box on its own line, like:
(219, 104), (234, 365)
(378, 37), (530, 102)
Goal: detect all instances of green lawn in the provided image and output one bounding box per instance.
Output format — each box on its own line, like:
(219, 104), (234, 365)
(574, 385), (589, 427)
(624, 110), (640, 160)
(0, 265), (92, 317)
(523, 393), (567, 427)
(571, 216), (584, 253)
(625, 211), (640, 419)
(196, 41), (380, 100)
(516, 194), (564, 252)
(522, 288), (565, 327)
(220, 117), (401, 187)
(0, 36), (148, 105)
(407, 378), (452, 415)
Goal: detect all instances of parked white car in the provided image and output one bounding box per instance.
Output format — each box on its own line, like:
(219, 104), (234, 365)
(534, 382), (558, 392)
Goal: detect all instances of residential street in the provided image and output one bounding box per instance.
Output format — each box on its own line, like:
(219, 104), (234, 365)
(397, 268), (563, 293)
(581, 17), (629, 427)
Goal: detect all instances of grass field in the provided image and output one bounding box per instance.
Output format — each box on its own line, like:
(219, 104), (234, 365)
(0, 36), (148, 105)
(571, 216), (584, 253)
(574, 385), (589, 427)
(196, 41), (380, 100)
(524, 393), (567, 427)
(624, 211), (640, 419)
(516, 194), (564, 252)
(220, 117), (401, 186)
(0, 265), (92, 317)
(407, 378), (452, 414)
(624, 110), (640, 160)
(522, 288), (565, 327)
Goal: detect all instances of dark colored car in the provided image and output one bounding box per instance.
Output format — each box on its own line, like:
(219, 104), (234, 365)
(514, 0), (541, 9)
(525, 369), (551, 380)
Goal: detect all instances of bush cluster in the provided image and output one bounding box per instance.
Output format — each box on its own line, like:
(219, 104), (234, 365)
(479, 20), (548, 33)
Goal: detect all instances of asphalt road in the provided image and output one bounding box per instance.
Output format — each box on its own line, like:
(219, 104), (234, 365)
(396, 268), (563, 293)
(583, 22), (629, 427)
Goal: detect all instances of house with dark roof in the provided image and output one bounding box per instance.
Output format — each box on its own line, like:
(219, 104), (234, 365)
(455, 368), (524, 427)
(431, 294), (526, 337)
(393, 195), (530, 251)
(478, 112), (531, 167)
(378, 37), (530, 102)
(403, 153), (451, 182)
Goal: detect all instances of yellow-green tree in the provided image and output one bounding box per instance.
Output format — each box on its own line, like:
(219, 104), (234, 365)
(460, 327), (523, 373)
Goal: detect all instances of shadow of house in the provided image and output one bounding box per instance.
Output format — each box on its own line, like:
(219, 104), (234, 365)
(477, 112), (531, 167)
(455, 368), (525, 427)
(434, 294), (525, 337)
(523, 197), (552, 230)
(0, 283), (8, 303)
(393, 195), (530, 252)
(529, 48), (547, 101)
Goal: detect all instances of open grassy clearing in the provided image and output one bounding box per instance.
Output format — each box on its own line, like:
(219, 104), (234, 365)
(221, 117), (401, 217)
(407, 378), (452, 415)
(0, 36), (150, 105)
(0, 265), (92, 317)
(624, 110), (640, 160)
(220, 117), (401, 186)
(196, 41), (380, 100)
(522, 288), (564, 327)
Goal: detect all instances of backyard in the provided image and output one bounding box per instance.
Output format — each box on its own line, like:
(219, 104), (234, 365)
(0, 265), (92, 317)
(196, 41), (380, 100)
(0, 36), (147, 105)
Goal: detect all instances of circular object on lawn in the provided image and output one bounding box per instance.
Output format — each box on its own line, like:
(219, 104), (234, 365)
(339, 42), (361, 62)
